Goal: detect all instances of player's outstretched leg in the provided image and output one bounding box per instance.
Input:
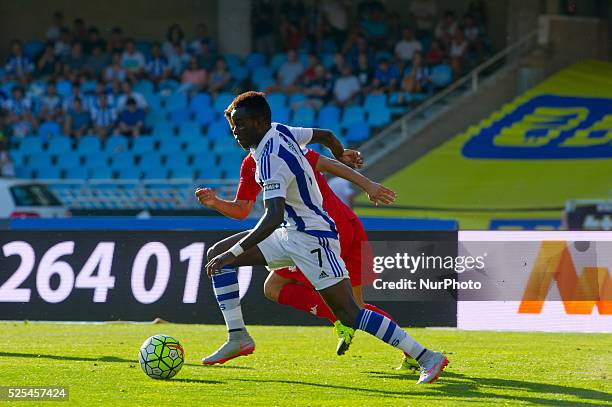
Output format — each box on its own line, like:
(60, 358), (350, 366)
(320, 280), (448, 384)
(201, 232), (267, 365)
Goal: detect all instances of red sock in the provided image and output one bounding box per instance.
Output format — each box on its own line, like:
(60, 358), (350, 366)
(364, 303), (410, 358)
(278, 283), (337, 323)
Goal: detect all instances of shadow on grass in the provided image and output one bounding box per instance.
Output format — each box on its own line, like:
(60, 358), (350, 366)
(367, 370), (611, 406)
(171, 378), (224, 385)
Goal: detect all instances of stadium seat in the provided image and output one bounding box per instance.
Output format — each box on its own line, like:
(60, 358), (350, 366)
(132, 136), (156, 155)
(47, 136), (72, 154)
(135, 80), (154, 97)
(38, 121), (62, 139)
(211, 136), (237, 153)
(169, 165), (195, 179)
(266, 93), (287, 110)
(341, 106), (366, 128)
(158, 138), (183, 154)
(207, 119), (231, 140)
(367, 105), (392, 127)
(56, 80), (72, 98)
(76, 135), (101, 155)
(116, 167), (141, 179)
(169, 108), (190, 126)
(18, 136), (43, 154)
(56, 152), (82, 170)
(345, 122), (371, 143)
(195, 108), (215, 126)
(151, 122), (175, 138)
(251, 66), (274, 84)
(83, 151), (109, 169)
(159, 79), (180, 93)
(223, 53), (241, 67)
(109, 151), (134, 170)
(164, 92), (188, 111)
(272, 106), (291, 123)
(431, 64), (453, 88)
(147, 93), (163, 112)
(270, 53), (287, 72)
(14, 166), (34, 179)
(104, 135), (129, 154)
(27, 152), (52, 170)
(213, 92), (234, 113)
(375, 50), (393, 62)
(139, 152), (164, 169)
(245, 53), (266, 71)
(178, 122), (202, 139)
(292, 106), (315, 127)
(184, 139), (209, 155)
(35, 166), (61, 179)
(142, 167), (168, 180)
(9, 150), (26, 167)
(288, 93), (307, 106)
(317, 105), (341, 127)
(189, 93), (212, 114)
(321, 53), (335, 69)
(196, 166), (223, 180)
(64, 167), (89, 180)
(168, 151), (191, 167)
(229, 65), (249, 81)
(23, 40), (45, 59)
(363, 94), (388, 112)
(257, 77), (275, 92)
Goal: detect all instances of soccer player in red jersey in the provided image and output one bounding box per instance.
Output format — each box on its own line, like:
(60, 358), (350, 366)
(196, 148), (418, 370)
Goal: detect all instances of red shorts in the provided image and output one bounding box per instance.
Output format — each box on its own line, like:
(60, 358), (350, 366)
(274, 218), (373, 289)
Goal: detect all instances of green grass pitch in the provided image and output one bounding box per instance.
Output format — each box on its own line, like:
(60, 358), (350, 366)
(1, 322), (610, 406)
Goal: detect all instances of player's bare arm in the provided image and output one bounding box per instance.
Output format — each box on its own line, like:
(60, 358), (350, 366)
(205, 197), (285, 276)
(316, 155), (396, 205)
(195, 187), (254, 220)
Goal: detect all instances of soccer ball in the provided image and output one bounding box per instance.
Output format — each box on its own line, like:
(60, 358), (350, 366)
(139, 334), (185, 379)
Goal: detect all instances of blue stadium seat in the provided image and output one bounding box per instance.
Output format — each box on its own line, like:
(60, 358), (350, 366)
(147, 93), (163, 112)
(317, 105), (341, 127)
(23, 41), (45, 59)
(168, 152), (191, 167)
(76, 135), (101, 155)
(142, 167), (168, 180)
(56, 80), (72, 98)
(270, 53), (287, 72)
(90, 167), (114, 179)
(257, 77), (275, 92)
(367, 105), (391, 127)
(15, 166), (34, 179)
(18, 137), (43, 154)
(158, 138), (183, 154)
(132, 136), (156, 154)
(139, 152), (164, 169)
(196, 166), (222, 180)
(9, 150), (26, 167)
(292, 106), (315, 127)
(27, 153), (52, 170)
(169, 165), (195, 179)
(213, 92), (234, 113)
(272, 106), (291, 123)
(159, 79), (180, 93)
(431, 64), (453, 88)
(35, 166), (61, 179)
(170, 108), (190, 126)
(245, 53), (266, 71)
(288, 93), (307, 106)
(388, 91), (411, 106)
(346, 122), (371, 143)
(117, 167), (141, 179)
(211, 136), (238, 153)
(104, 135), (129, 154)
(135, 79), (154, 96)
(184, 139), (209, 155)
(38, 121), (62, 139)
(229, 65), (249, 81)
(195, 108), (215, 126)
(164, 92), (188, 111)
(64, 167), (89, 180)
(47, 136), (72, 154)
(223, 53), (241, 68)
(252, 66), (273, 83)
(83, 151), (109, 169)
(189, 93), (212, 114)
(109, 151), (134, 169)
(178, 122), (202, 139)
(151, 122), (175, 138)
(341, 106), (366, 128)
(207, 119), (231, 140)
(56, 152), (81, 170)
(267, 93), (287, 110)
(363, 94), (388, 112)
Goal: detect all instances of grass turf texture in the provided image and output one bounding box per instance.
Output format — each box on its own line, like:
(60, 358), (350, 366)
(1, 322), (610, 406)
(356, 60), (612, 229)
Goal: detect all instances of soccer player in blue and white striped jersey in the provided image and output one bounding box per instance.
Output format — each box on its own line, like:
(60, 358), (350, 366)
(202, 91), (448, 384)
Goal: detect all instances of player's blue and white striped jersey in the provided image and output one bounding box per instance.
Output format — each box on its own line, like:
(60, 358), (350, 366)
(250, 122), (338, 238)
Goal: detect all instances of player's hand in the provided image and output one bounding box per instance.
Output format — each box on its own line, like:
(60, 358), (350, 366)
(195, 187), (218, 208)
(364, 182), (396, 206)
(205, 251), (237, 277)
(338, 149), (364, 169)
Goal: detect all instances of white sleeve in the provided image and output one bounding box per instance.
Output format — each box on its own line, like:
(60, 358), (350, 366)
(260, 154), (294, 201)
(286, 125), (313, 147)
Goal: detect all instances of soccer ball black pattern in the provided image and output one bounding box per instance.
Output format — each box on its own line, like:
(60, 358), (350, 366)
(139, 334), (185, 379)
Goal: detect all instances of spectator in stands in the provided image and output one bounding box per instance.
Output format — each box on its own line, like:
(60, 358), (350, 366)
(121, 39), (146, 80)
(371, 58), (400, 93)
(179, 56), (207, 94)
(72, 18), (88, 44)
(333, 65), (361, 107)
(84, 27), (106, 55)
(322, 0), (349, 48)
(208, 57), (232, 94)
(463, 14), (485, 63)
(450, 30), (468, 77)
(399, 51), (431, 100)
(146, 42), (170, 84)
(4, 86), (34, 137)
(54, 28), (72, 58)
(103, 52), (127, 83)
(86, 44), (110, 78)
(5, 40), (34, 81)
(106, 27), (124, 54)
(355, 52), (373, 90)
(196, 41), (217, 71)
(63, 42), (88, 74)
(0, 135), (15, 177)
(167, 43), (191, 78)
(409, 0), (437, 39)
(296, 65), (330, 110)
(39, 81), (63, 121)
(394, 28), (422, 68)
(163, 24), (186, 59)
(36, 42), (59, 77)
(252, 0), (276, 55)
(116, 97), (145, 137)
(328, 52), (347, 80)
(435, 11), (459, 47)
(426, 39), (445, 65)
(91, 93), (116, 140)
(117, 80), (148, 111)
(45, 11), (65, 42)
(301, 54), (320, 83)
(62, 82), (84, 112)
(275, 49), (304, 92)
(64, 98), (91, 139)
(189, 23), (215, 55)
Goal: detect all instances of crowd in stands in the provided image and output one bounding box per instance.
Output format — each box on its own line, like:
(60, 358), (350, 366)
(0, 1), (489, 180)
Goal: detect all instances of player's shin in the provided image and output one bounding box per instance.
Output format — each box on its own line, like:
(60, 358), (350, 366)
(212, 268), (245, 332)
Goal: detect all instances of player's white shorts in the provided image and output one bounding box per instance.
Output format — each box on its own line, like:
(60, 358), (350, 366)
(257, 228), (349, 290)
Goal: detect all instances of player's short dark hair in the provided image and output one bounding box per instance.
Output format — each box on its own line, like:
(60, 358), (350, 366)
(225, 91), (271, 125)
